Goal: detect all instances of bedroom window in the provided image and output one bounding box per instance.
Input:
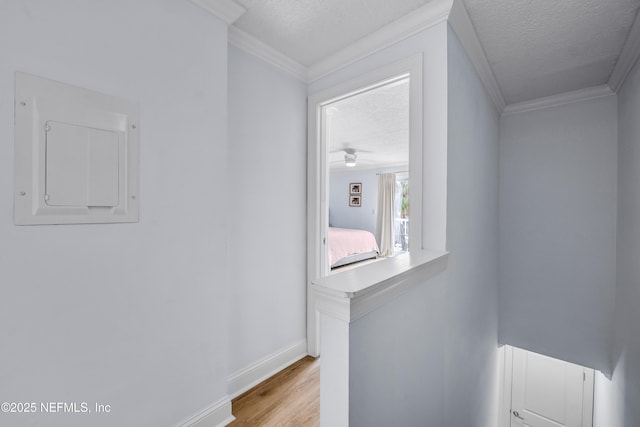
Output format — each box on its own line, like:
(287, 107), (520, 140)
(307, 54), (423, 356)
(394, 172), (409, 254)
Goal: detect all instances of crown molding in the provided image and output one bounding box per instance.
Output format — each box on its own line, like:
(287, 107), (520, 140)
(190, 0), (246, 25)
(609, 9), (640, 92)
(448, 0), (506, 113)
(307, 0), (453, 82)
(502, 85), (614, 116)
(229, 26), (308, 82)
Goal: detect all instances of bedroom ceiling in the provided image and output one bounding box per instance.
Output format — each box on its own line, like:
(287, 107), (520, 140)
(231, 0), (640, 106)
(326, 78), (409, 171)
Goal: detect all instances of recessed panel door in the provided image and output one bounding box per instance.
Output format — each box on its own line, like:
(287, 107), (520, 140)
(511, 348), (593, 427)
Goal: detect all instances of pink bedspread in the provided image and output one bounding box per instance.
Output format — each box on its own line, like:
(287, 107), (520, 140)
(328, 227), (380, 267)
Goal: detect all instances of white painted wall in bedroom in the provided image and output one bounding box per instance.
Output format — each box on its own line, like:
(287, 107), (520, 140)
(0, 1), (230, 426)
(329, 169), (378, 236)
(328, 168), (405, 238)
(594, 54), (640, 427)
(329, 166), (410, 245)
(227, 46), (307, 375)
(499, 93), (617, 375)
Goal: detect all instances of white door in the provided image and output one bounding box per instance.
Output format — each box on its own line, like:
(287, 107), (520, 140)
(510, 348), (594, 427)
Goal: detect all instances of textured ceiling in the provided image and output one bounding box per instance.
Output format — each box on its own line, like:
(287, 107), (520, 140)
(230, 0), (640, 106)
(327, 78), (409, 171)
(464, 0), (640, 104)
(229, 1), (639, 167)
(234, 0), (431, 66)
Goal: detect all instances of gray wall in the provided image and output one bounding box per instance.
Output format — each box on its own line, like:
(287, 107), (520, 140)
(595, 55), (640, 427)
(227, 46), (307, 375)
(349, 272), (448, 426)
(499, 94), (617, 374)
(611, 51), (640, 427)
(0, 1), (230, 426)
(445, 26), (500, 427)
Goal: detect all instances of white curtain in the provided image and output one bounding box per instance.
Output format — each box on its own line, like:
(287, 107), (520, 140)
(377, 173), (396, 257)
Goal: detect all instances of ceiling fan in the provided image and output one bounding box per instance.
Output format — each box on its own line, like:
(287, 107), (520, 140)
(329, 144), (375, 168)
(343, 148), (357, 167)
(328, 148), (359, 167)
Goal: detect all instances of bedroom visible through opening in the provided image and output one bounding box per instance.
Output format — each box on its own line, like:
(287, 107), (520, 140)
(306, 54), (424, 356)
(325, 76), (410, 271)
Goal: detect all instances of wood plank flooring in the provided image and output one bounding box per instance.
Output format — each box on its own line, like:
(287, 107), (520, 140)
(229, 356), (320, 426)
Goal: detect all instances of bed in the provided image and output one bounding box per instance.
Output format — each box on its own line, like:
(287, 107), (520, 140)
(328, 227), (380, 269)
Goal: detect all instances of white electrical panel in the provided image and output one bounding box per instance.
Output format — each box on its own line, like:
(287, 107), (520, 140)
(14, 72), (139, 225)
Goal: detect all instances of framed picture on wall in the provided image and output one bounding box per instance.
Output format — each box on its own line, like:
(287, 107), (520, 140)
(349, 182), (362, 194)
(349, 195), (361, 207)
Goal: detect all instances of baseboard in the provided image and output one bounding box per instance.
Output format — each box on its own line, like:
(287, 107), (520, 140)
(175, 397), (235, 427)
(227, 339), (308, 399)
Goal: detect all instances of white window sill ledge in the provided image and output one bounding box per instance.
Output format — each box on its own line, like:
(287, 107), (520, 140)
(312, 249), (449, 323)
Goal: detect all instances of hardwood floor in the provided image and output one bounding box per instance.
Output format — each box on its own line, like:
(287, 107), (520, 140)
(229, 356), (320, 426)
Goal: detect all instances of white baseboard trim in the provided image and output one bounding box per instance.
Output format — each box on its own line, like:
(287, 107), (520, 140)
(227, 339), (308, 399)
(175, 396), (235, 427)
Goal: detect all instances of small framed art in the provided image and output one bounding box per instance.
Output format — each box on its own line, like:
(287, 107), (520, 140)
(349, 182), (362, 195)
(349, 195), (361, 207)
